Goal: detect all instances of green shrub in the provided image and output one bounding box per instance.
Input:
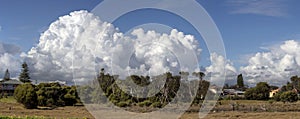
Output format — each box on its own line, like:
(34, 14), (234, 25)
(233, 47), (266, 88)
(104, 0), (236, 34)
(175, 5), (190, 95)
(138, 100), (152, 107)
(273, 92), (282, 101)
(46, 98), (54, 107)
(64, 93), (77, 106)
(14, 83), (38, 109)
(151, 102), (163, 108)
(117, 101), (129, 107)
(280, 91), (298, 103)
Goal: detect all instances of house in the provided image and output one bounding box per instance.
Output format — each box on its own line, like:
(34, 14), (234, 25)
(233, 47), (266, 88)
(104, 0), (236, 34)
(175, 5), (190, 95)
(48, 80), (67, 86)
(0, 79), (23, 96)
(269, 88), (280, 98)
(291, 88), (299, 94)
(222, 89), (245, 97)
(209, 85), (223, 94)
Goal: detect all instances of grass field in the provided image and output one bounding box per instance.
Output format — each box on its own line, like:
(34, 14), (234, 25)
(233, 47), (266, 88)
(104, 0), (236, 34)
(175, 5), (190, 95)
(0, 97), (17, 103)
(0, 97), (93, 119)
(2, 97), (300, 119)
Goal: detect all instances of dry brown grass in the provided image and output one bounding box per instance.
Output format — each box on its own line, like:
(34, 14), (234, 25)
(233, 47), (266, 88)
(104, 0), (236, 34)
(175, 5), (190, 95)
(182, 111), (300, 119)
(0, 102), (94, 118)
(2, 99), (300, 119)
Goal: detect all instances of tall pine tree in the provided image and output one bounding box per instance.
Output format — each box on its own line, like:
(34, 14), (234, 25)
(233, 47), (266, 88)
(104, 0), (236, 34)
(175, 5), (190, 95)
(19, 62), (31, 83)
(237, 74), (244, 88)
(3, 69), (10, 81)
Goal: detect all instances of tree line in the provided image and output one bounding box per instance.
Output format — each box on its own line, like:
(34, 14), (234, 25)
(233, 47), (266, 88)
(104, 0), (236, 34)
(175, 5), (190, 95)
(77, 69), (211, 111)
(225, 74), (300, 103)
(12, 66), (300, 109)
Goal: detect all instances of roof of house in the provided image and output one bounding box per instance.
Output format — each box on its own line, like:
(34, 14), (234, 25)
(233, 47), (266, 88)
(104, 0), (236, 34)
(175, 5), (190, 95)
(270, 88), (281, 93)
(0, 79), (23, 85)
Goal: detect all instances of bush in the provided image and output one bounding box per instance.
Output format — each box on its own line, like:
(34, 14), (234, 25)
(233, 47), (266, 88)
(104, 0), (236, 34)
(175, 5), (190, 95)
(138, 100), (152, 107)
(63, 93), (77, 106)
(273, 92), (282, 101)
(151, 102), (163, 108)
(244, 82), (270, 100)
(14, 83), (38, 109)
(117, 101), (129, 107)
(46, 98), (54, 107)
(279, 91), (298, 103)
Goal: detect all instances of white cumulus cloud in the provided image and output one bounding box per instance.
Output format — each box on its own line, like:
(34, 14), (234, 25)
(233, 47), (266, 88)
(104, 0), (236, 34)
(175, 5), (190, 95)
(0, 42), (21, 79)
(205, 53), (237, 86)
(23, 10), (202, 84)
(241, 40), (300, 86)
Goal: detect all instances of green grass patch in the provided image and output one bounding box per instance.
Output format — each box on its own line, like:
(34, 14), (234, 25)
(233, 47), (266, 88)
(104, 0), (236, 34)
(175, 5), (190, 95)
(0, 96), (17, 103)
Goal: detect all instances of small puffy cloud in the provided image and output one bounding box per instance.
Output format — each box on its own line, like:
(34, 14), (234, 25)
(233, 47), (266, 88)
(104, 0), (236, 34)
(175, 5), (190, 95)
(23, 10), (202, 84)
(227, 0), (288, 17)
(241, 40), (300, 86)
(0, 25), (2, 31)
(205, 53), (237, 86)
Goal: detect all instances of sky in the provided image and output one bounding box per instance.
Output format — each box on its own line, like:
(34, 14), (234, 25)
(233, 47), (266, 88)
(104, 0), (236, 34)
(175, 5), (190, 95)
(1, 0), (300, 86)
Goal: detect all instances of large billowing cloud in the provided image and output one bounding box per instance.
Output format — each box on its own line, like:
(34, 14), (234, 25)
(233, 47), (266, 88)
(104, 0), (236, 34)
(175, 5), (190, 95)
(23, 10), (202, 84)
(241, 40), (300, 86)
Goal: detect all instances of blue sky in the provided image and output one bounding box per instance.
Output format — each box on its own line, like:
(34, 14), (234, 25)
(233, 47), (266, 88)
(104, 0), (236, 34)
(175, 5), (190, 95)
(0, 0), (102, 51)
(1, 0), (300, 85)
(1, 0), (300, 66)
(200, 0), (300, 64)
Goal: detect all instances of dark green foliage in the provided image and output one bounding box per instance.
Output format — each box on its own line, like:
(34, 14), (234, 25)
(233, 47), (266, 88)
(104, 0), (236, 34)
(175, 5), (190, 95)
(117, 101), (130, 107)
(279, 91), (298, 103)
(14, 83), (38, 109)
(269, 85), (279, 90)
(138, 100), (152, 107)
(192, 72), (205, 80)
(3, 69), (10, 81)
(15, 82), (80, 109)
(271, 75), (300, 103)
(237, 74), (244, 88)
(35, 83), (79, 107)
(96, 69), (183, 109)
(192, 80), (210, 104)
(290, 75), (300, 91)
(63, 86), (78, 106)
(151, 102), (163, 108)
(281, 82), (294, 92)
(19, 62), (31, 83)
(273, 92), (282, 101)
(130, 75), (150, 86)
(244, 82), (270, 100)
